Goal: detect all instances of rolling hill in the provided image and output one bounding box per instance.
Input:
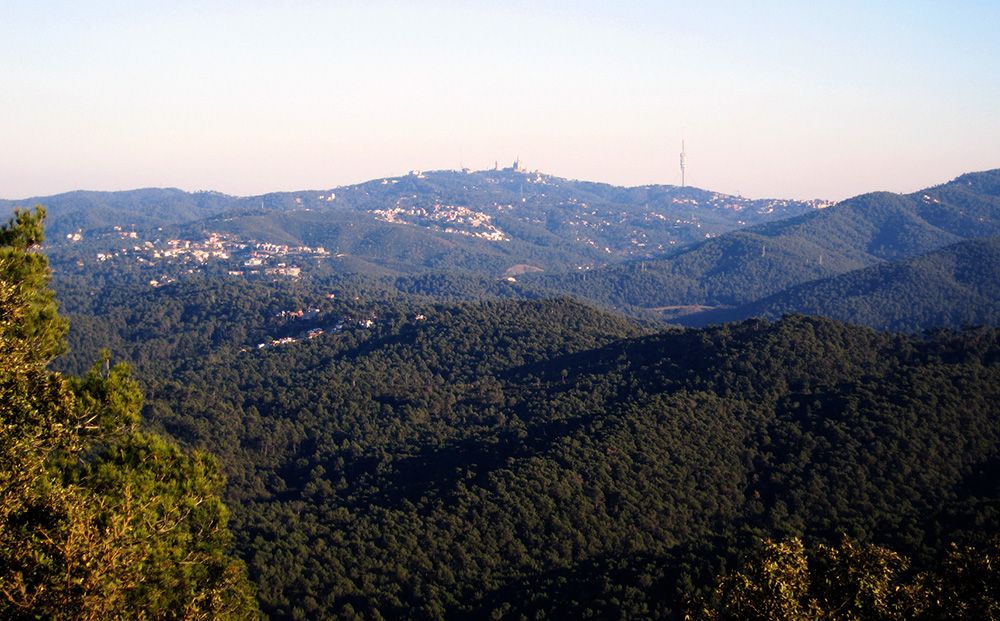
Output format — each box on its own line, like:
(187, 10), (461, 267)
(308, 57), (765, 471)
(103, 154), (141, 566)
(11, 168), (825, 278)
(678, 236), (1000, 331)
(528, 169), (1000, 314)
(0, 188), (239, 238)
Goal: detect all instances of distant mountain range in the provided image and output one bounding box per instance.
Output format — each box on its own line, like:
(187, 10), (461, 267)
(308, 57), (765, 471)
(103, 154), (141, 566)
(6, 168), (826, 275)
(10, 167), (1000, 332)
(526, 169), (1000, 330)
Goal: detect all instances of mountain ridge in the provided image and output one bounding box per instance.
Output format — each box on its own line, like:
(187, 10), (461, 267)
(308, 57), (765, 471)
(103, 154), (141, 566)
(526, 169), (1000, 312)
(677, 236), (1000, 331)
(20, 167), (1000, 333)
(28, 168), (830, 279)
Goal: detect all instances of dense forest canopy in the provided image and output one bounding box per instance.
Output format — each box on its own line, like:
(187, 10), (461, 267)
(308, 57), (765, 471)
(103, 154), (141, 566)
(50, 264), (1000, 619)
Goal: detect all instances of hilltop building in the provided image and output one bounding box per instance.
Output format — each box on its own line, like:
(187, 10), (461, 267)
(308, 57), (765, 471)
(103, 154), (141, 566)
(503, 158), (527, 173)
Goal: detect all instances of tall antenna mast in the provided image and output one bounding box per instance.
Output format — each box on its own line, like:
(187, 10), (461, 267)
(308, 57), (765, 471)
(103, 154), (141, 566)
(679, 140), (687, 187)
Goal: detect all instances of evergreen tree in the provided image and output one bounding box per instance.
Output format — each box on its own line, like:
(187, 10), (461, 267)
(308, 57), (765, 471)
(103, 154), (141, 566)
(0, 207), (259, 619)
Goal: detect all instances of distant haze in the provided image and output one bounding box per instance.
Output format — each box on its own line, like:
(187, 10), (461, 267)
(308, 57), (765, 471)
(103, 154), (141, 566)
(2, 1), (998, 201)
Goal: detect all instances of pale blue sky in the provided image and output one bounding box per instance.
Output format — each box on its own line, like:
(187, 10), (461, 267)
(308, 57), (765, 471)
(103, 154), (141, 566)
(2, 1), (998, 200)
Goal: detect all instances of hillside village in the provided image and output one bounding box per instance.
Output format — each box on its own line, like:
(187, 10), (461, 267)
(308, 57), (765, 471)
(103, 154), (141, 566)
(249, 305), (429, 352)
(66, 227), (329, 285)
(371, 201), (509, 241)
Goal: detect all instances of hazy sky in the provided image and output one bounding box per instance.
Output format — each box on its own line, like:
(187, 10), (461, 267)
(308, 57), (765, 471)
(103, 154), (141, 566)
(2, 1), (999, 200)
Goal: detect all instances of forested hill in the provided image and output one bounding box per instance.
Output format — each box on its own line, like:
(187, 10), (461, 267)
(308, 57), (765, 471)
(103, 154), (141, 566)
(15, 168), (826, 277)
(679, 236), (1000, 331)
(53, 271), (1000, 618)
(528, 169), (1000, 311)
(0, 188), (239, 238)
(29, 169), (1000, 333)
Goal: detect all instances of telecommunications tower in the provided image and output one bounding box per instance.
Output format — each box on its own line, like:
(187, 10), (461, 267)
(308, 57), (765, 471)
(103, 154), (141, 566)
(679, 140), (687, 187)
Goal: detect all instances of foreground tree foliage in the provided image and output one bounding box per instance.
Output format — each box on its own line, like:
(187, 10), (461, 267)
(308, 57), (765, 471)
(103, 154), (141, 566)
(697, 536), (1000, 620)
(0, 207), (258, 620)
